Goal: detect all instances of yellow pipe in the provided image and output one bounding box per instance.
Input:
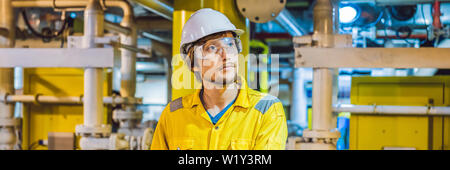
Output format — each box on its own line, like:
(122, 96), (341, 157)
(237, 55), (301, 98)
(250, 40), (269, 93)
(171, 0), (250, 100)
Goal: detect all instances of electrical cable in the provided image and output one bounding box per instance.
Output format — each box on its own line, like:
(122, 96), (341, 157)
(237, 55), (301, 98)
(21, 10), (68, 40)
(363, 10), (384, 28)
(396, 26), (416, 45)
(383, 7), (389, 42)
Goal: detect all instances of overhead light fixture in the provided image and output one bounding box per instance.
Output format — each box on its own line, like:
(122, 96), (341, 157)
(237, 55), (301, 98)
(70, 12), (77, 19)
(339, 5), (359, 24)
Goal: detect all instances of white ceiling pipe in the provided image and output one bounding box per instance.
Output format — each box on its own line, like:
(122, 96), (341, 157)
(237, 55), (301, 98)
(12, 0), (86, 7)
(0, 94), (142, 105)
(333, 104), (450, 115)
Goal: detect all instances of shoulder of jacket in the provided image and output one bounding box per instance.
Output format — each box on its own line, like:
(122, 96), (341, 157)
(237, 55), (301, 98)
(169, 97), (184, 112)
(254, 94), (281, 115)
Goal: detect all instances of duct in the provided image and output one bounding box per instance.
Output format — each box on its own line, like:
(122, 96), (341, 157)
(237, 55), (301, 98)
(133, 0), (174, 21)
(275, 9), (307, 36)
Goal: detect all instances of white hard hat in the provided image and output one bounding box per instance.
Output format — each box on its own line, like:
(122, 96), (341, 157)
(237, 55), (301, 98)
(180, 8), (244, 55)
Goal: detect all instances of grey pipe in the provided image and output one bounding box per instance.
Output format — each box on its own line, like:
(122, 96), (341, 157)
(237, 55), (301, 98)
(275, 9), (307, 36)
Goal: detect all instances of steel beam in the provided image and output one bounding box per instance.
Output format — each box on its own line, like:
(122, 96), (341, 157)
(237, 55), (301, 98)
(295, 48), (450, 68)
(0, 48), (115, 68)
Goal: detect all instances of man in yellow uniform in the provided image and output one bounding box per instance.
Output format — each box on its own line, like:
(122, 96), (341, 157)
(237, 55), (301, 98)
(151, 8), (287, 150)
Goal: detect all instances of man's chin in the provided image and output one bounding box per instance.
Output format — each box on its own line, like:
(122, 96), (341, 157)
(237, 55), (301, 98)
(205, 75), (237, 86)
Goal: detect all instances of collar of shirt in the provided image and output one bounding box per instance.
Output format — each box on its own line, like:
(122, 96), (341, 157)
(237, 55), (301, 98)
(200, 90), (237, 125)
(189, 76), (250, 110)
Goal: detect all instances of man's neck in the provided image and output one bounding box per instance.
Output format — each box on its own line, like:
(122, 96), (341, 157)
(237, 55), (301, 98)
(201, 81), (239, 117)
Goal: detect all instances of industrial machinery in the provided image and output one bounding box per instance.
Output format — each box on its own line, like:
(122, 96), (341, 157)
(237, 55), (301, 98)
(2, 0), (450, 150)
(0, 0), (174, 150)
(348, 76), (450, 150)
(287, 0), (450, 150)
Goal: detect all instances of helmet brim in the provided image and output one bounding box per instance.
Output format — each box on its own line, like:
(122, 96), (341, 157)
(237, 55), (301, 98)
(233, 29), (245, 36)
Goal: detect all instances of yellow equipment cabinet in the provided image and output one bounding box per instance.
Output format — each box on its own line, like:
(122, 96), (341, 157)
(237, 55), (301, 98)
(22, 68), (112, 150)
(350, 76), (450, 150)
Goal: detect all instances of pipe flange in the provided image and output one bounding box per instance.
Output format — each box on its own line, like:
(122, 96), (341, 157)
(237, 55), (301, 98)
(121, 97), (144, 105)
(34, 93), (42, 105)
(0, 118), (20, 127)
(112, 109), (143, 121)
(0, 93), (9, 103)
(111, 93), (117, 107)
(75, 124), (111, 137)
(109, 133), (129, 150)
(302, 130), (340, 141)
(79, 95), (84, 104)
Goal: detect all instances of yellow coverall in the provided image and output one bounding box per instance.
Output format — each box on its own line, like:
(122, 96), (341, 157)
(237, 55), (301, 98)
(151, 79), (288, 150)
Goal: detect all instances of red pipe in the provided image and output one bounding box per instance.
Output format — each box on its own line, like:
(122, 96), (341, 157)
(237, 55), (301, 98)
(432, 0), (442, 29)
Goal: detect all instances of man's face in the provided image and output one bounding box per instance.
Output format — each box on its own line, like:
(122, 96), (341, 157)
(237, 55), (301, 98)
(193, 32), (239, 86)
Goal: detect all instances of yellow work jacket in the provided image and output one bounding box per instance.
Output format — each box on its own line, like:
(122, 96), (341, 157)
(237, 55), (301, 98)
(150, 79), (288, 150)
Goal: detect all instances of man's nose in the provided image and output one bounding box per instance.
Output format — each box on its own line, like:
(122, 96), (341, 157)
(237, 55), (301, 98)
(220, 48), (231, 61)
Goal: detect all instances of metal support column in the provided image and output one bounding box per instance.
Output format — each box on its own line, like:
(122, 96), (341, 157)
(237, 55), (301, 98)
(113, 0), (144, 136)
(75, 0), (112, 149)
(298, 0), (340, 150)
(0, 0), (18, 150)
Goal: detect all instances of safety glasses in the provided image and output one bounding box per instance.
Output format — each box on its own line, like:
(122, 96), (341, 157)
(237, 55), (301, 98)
(193, 37), (239, 60)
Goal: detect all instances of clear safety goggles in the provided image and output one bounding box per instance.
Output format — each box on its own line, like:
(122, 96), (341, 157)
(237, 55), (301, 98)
(193, 37), (239, 60)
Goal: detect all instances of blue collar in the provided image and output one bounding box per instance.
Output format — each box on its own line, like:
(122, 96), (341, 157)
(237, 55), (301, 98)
(200, 90), (237, 125)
